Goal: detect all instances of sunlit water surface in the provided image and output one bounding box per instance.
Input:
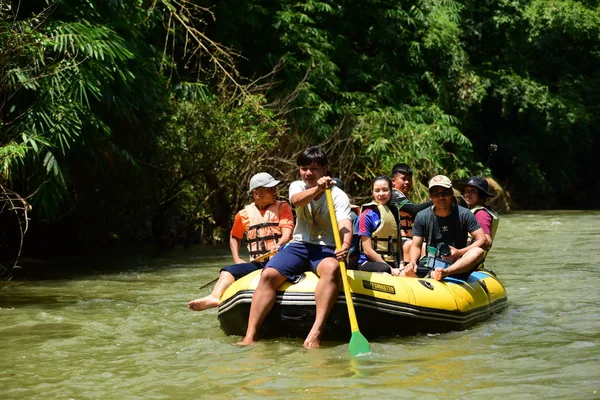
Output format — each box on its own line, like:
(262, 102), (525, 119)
(1, 211), (599, 399)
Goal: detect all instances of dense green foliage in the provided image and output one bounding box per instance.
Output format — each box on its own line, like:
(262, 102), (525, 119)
(199, 0), (599, 206)
(1, 0), (599, 263)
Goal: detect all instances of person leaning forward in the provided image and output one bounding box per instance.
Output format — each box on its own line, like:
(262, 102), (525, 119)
(188, 172), (294, 312)
(238, 146), (353, 348)
(404, 175), (487, 281)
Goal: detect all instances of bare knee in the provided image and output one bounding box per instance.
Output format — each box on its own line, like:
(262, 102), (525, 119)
(462, 247), (485, 266)
(258, 267), (286, 288)
(220, 271), (235, 281)
(316, 258), (340, 282)
(469, 247), (485, 261)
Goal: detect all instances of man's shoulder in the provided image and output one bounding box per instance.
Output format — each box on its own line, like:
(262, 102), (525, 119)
(237, 205), (252, 216)
(331, 187), (351, 212)
(332, 185), (349, 198)
(456, 204), (475, 217)
(277, 200), (293, 211)
(290, 181), (306, 192)
(390, 189), (407, 205)
(416, 205), (433, 216)
(413, 206), (432, 223)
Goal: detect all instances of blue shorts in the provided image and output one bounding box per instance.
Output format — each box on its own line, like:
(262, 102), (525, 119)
(265, 242), (336, 282)
(221, 262), (266, 280)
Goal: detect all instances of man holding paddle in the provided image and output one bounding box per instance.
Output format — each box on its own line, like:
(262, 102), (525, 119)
(188, 172), (294, 312)
(238, 147), (353, 348)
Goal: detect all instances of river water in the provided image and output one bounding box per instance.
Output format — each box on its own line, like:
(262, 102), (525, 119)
(1, 211), (599, 399)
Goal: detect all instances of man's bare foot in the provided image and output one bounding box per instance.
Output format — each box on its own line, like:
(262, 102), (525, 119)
(303, 332), (321, 348)
(236, 336), (257, 346)
(187, 295), (219, 311)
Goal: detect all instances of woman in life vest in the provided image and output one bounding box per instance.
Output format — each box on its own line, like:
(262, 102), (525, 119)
(458, 176), (500, 250)
(349, 176), (407, 276)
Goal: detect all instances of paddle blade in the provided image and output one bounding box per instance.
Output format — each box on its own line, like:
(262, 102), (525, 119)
(349, 331), (371, 356)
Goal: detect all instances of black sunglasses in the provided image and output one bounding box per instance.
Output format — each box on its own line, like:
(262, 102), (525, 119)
(430, 189), (453, 198)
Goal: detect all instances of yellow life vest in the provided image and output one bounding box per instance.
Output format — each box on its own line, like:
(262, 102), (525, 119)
(469, 205), (500, 270)
(362, 202), (400, 263)
(244, 201), (283, 258)
(471, 205), (500, 242)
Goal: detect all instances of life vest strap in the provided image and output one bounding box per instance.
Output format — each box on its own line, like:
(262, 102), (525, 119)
(248, 222), (279, 230)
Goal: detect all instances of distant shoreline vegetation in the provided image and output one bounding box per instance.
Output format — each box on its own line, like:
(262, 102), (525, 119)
(1, 0), (598, 268)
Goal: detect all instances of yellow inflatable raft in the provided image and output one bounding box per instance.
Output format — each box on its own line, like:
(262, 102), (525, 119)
(217, 269), (507, 340)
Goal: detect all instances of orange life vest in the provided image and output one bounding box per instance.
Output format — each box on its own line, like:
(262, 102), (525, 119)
(244, 201), (283, 258)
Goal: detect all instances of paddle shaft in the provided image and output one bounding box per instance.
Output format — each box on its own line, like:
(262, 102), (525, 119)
(198, 248), (278, 290)
(325, 188), (361, 333)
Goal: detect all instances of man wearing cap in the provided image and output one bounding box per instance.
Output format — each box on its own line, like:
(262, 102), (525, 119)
(238, 146), (353, 348)
(458, 176), (500, 250)
(404, 175), (487, 281)
(188, 172), (294, 312)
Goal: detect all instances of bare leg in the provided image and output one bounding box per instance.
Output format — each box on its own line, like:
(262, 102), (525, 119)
(432, 247), (486, 281)
(402, 239), (412, 263)
(238, 268), (287, 345)
(446, 247), (485, 275)
(304, 258), (340, 349)
(188, 271), (234, 311)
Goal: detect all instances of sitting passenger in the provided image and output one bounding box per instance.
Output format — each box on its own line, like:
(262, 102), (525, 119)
(348, 176), (406, 276)
(457, 176), (500, 250)
(389, 163), (433, 262)
(404, 175), (487, 281)
(188, 172), (294, 311)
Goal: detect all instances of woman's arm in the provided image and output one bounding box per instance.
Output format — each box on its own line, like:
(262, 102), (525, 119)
(360, 235), (387, 263)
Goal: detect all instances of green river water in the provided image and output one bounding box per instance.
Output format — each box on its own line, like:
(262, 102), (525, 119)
(1, 211), (599, 399)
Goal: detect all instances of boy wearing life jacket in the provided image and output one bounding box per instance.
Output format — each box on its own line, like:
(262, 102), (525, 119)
(457, 176), (500, 250)
(188, 172), (294, 312)
(389, 163), (433, 263)
(238, 147), (352, 348)
(405, 175), (487, 281)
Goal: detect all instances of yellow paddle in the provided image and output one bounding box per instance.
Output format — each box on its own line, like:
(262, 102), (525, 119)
(325, 188), (371, 356)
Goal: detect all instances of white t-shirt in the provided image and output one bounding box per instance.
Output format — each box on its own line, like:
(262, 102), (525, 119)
(288, 181), (352, 247)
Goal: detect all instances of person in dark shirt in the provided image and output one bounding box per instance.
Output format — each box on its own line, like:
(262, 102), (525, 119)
(404, 175), (487, 281)
(389, 163), (432, 263)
